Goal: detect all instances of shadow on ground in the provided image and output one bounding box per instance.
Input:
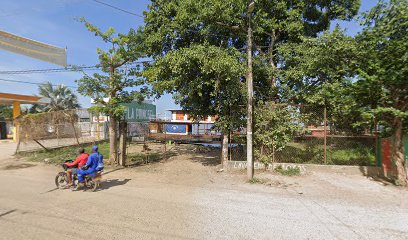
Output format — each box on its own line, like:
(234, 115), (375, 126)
(125, 151), (178, 168)
(2, 163), (35, 170)
(359, 166), (393, 186)
(190, 150), (220, 166)
(98, 179), (131, 190)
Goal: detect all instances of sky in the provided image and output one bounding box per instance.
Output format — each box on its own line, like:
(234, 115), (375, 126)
(0, 0), (379, 116)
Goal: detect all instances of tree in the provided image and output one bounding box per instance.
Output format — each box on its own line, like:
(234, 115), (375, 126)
(254, 103), (306, 166)
(76, 19), (146, 164)
(33, 82), (80, 112)
(142, 0), (360, 178)
(356, 0), (408, 186)
(278, 28), (362, 133)
(144, 44), (246, 168)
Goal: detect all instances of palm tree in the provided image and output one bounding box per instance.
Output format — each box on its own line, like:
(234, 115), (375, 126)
(34, 82), (80, 112)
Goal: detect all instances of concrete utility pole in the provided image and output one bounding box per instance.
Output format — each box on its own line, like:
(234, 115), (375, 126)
(246, 1), (255, 180)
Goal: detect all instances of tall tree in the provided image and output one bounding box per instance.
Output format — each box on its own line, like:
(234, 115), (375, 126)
(142, 0), (360, 177)
(356, 0), (408, 186)
(33, 82), (80, 112)
(77, 19), (146, 164)
(144, 44), (246, 168)
(278, 28), (362, 133)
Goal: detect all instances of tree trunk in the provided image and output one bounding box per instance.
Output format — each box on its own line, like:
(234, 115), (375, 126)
(221, 134), (229, 169)
(394, 117), (407, 186)
(109, 116), (118, 164)
(246, 8), (254, 180)
(268, 31), (278, 102)
(268, 31), (276, 89)
(119, 121), (127, 167)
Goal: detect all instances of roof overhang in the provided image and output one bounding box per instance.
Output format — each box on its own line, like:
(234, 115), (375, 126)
(0, 92), (50, 104)
(0, 30), (67, 67)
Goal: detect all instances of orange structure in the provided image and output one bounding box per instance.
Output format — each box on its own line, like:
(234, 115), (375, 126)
(0, 92), (50, 141)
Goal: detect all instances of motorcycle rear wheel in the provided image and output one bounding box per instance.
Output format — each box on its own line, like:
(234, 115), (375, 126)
(87, 179), (99, 192)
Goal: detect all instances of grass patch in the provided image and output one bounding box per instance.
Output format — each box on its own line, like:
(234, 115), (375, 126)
(17, 140), (177, 167)
(16, 141), (110, 165)
(274, 140), (375, 166)
(127, 151), (177, 165)
(274, 165), (301, 176)
(248, 177), (267, 184)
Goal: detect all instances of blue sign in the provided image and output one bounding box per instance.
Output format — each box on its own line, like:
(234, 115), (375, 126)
(165, 124), (187, 134)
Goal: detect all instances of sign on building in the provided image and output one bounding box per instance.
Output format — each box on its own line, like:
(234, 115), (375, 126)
(122, 101), (156, 122)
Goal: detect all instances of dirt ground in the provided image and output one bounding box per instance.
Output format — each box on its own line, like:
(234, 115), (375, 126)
(0, 143), (408, 240)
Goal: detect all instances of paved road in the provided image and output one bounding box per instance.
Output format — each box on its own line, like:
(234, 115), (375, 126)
(0, 155), (407, 240)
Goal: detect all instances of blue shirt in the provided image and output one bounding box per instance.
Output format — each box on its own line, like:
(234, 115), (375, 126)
(86, 152), (100, 171)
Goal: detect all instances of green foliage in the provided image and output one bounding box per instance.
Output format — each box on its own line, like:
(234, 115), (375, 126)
(354, 0), (407, 184)
(274, 165), (301, 176)
(0, 105), (12, 120)
(128, 151), (177, 165)
(278, 28), (364, 133)
(274, 139), (375, 166)
(248, 177), (267, 184)
(17, 141), (110, 164)
(144, 44), (246, 133)
(254, 103), (306, 165)
(32, 82), (80, 112)
(143, 0), (361, 125)
(355, 0), (408, 130)
(76, 18), (147, 118)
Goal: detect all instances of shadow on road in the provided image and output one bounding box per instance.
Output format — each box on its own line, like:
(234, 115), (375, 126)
(0, 209), (17, 218)
(190, 150), (220, 166)
(99, 178), (131, 190)
(359, 166), (393, 186)
(126, 151), (178, 167)
(2, 163), (35, 170)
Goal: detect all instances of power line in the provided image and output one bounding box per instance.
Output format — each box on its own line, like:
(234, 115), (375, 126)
(0, 78), (77, 89)
(0, 60), (153, 75)
(0, 66), (99, 75)
(90, 1), (235, 40)
(91, 0), (143, 18)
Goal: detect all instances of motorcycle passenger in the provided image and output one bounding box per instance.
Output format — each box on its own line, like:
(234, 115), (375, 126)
(64, 148), (89, 187)
(76, 146), (103, 189)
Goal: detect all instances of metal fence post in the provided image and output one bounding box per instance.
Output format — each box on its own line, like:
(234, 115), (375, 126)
(324, 106), (327, 165)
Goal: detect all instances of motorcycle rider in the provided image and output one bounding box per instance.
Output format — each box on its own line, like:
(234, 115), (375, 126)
(64, 148), (89, 187)
(76, 145), (103, 189)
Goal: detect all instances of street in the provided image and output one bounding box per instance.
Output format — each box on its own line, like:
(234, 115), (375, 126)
(0, 149), (408, 240)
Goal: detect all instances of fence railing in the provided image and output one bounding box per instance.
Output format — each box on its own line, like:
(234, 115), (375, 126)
(13, 106), (380, 167)
(230, 104), (378, 166)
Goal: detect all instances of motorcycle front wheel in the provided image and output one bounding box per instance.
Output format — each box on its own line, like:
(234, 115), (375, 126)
(55, 172), (68, 189)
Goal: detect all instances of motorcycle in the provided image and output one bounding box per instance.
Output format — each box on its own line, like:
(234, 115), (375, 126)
(55, 160), (102, 192)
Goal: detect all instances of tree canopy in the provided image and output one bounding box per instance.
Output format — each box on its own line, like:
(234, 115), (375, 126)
(33, 82), (80, 112)
(76, 18), (147, 163)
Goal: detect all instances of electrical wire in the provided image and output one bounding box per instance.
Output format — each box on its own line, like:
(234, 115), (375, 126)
(0, 66), (99, 75)
(0, 60), (153, 75)
(0, 78), (77, 88)
(91, 0), (237, 40)
(91, 0), (144, 18)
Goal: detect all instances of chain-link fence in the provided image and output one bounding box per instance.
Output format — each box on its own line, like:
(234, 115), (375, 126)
(233, 104), (377, 166)
(147, 120), (222, 143)
(14, 105), (378, 167)
(16, 109), (108, 152)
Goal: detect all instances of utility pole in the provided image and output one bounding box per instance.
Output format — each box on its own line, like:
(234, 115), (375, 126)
(246, 1), (255, 180)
